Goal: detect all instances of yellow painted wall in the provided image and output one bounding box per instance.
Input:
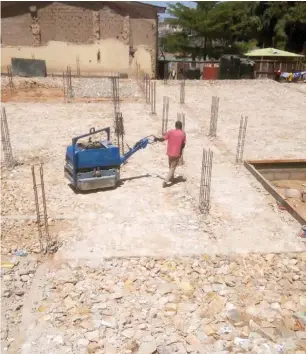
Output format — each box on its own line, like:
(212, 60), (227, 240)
(1, 40), (152, 76)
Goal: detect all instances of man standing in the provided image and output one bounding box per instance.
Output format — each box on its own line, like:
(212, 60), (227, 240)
(155, 121), (186, 187)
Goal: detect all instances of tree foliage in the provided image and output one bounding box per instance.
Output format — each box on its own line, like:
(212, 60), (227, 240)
(161, 1), (306, 58)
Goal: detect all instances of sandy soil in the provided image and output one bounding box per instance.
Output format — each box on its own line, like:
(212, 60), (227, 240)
(1, 87), (143, 103)
(1, 78), (306, 353)
(272, 180), (306, 220)
(1, 80), (306, 258)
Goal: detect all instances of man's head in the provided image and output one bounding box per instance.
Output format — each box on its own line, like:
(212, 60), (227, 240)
(175, 121), (182, 130)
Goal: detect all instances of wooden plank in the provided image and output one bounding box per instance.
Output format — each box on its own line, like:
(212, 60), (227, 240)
(244, 161), (306, 225)
(246, 159), (306, 165)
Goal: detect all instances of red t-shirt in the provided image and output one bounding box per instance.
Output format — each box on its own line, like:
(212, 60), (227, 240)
(164, 129), (186, 157)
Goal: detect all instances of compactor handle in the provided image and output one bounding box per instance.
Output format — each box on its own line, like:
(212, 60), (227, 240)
(72, 127), (111, 145)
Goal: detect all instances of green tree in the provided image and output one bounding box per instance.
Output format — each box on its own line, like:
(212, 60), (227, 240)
(165, 2), (217, 59)
(161, 1), (306, 58)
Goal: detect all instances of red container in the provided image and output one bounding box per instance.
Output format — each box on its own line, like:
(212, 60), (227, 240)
(203, 66), (219, 80)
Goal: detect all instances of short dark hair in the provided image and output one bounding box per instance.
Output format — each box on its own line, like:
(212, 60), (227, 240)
(175, 121), (182, 129)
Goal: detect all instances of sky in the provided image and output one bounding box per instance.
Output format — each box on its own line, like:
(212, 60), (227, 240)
(144, 1), (196, 19)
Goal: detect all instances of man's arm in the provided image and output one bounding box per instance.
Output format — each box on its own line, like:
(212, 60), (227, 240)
(154, 137), (165, 142)
(180, 142), (185, 156)
(154, 131), (170, 143)
(180, 134), (186, 156)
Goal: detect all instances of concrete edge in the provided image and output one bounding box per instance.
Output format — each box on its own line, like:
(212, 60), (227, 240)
(244, 160), (306, 225)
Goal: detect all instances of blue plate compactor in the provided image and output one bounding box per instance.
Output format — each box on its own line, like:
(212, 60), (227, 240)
(65, 127), (155, 191)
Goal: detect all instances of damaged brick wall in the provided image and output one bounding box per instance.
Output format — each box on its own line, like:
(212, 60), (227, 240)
(131, 18), (157, 77)
(38, 3), (94, 44)
(100, 6), (123, 41)
(1, 2), (159, 76)
(92, 10), (100, 41)
(1, 3), (33, 46)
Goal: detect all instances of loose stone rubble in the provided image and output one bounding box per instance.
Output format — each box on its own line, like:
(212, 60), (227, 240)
(1, 76), (142, 99)
(2, 253), (305, 353)
(1, 256), (40, 352)
(1, 78), (305, 354)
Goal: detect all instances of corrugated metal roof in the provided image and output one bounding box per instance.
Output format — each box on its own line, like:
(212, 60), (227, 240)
(244, 48), (304, 58)
(1, 1), (166, 13)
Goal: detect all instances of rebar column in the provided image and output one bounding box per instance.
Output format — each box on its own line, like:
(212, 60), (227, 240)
(151, 81), (156, 115)
(208, 96), (219, 137)
(62, 72), (67, 101)
(145, 74), (148, 102)
(1, 107), (15, 169)
(66, 65), (73, 102)
(7, 66), (14, 96)
(147, 78), (151, 104)
(199, 148), (213, 214)
(63, 66), (73, 102)
(115, 112), (125, 155)
(76, 56), (81, 76)
(31, 164), (52, 254)
(177, 112), (185, 130)
(180, 81), (185, 104)
(236, 115), (248, 164)
(164, 63), (168, 84)
(177, 112), (186, 166)
(162, 96), (169, 134)
(111, 74), (120, 138)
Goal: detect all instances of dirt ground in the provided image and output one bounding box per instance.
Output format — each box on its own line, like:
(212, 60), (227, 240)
(2, 80), (306, 256)
(1, 79), (306, 353)
(272, 180), (306, 220)
(1, 87), (143, 103)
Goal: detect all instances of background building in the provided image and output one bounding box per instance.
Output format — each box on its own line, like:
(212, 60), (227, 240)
(1, 1), (165, 77)
(158, 20), (182, 38)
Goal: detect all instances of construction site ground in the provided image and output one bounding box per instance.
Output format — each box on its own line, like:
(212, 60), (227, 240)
(1, 78), (306, 354)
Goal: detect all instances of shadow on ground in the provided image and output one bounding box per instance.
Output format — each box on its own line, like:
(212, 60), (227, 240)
(68, 174), (152, 194)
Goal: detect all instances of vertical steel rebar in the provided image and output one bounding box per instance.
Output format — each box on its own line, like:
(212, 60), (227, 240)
(31, 164), (52, 254)
(199, 148), (213, 214)
(7, 66), (14, 96)
(177, 112), (185, 130)
(162, 96), (169, 134)
(164, 63), (168, 84)
(151, 81), (156, 115)
(63, 66), (73, 103)
(145, 74), (148, 102)
(115, 113), (120, 155)
(1, 107), (15, 169)
(62, 72), (67, 100)
(115, 112), (125, 155)
(177, 112), (186, 166)
(39, 163), (51, 250)
(209, 96), (219, 137)
(136, 62), (140, 82)
(142, 73), (145, 93)
(180, 81), (185, 104)
(236, 115), (248, 164)
(148, 79), (151, 104)
(111, 74), (120, 140)
(120, 112), (125, 155)
(76, 56), (80, 76)
(68, 65), (73, 101)
(31, 165), (44, 254)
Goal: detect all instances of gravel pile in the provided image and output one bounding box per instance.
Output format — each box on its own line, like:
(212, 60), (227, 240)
(161, 79), (272, 87)
(72, 78), (142, 99)
(1, 76), (63, 89)
(1, 79), (305, 353)
(7, 253), (305, 354)
(1, 255), (39, 352)
(1, 76), (143, 99)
